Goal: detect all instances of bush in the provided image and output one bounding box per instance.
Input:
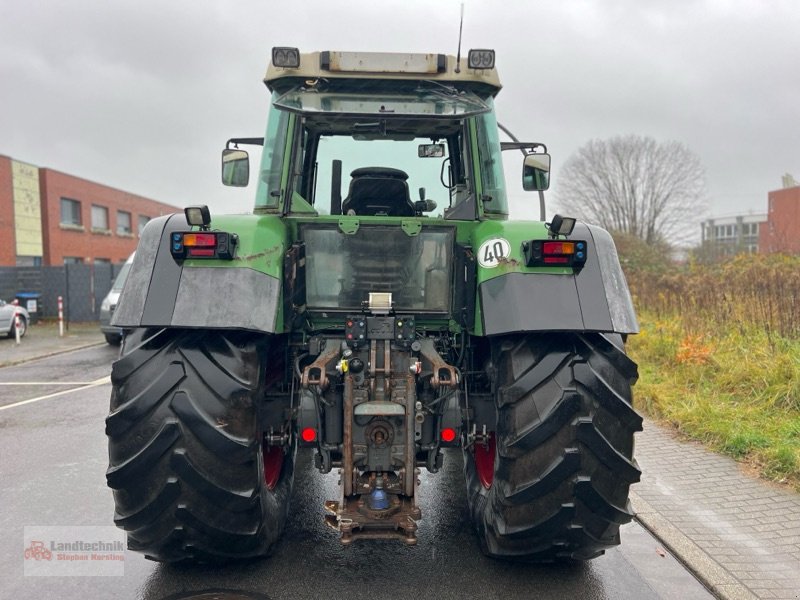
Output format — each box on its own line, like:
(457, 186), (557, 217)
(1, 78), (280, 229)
(626, 253), (800, 340)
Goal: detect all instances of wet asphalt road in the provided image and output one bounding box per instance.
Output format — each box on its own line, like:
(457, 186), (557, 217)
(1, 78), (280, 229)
(0, 345), (714, 600)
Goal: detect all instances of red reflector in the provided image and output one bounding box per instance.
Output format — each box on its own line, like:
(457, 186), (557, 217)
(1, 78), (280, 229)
(301, 428), (317, 443)
(184, 233), (217, 246)
(542, 241), (575, 254)
(187, 248), (215, 257)
(441, 428), (457, 443)
(543, 256), (569, 264)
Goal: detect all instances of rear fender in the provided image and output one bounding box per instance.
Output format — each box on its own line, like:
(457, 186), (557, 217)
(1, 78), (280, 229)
(112, 213), (287, 333)
(477, 223), (638, 336)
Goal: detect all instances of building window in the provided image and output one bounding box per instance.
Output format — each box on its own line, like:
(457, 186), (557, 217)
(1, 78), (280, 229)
(138, 215), (151, 235)
(92, 205), (109, 231)
(63, 256), (83, 264)
(94, 258), (111, 264)
(117, 210), (132, 235)
(60, 198), (82, 226)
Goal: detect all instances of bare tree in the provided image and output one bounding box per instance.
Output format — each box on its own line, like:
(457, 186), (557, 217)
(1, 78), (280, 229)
(555, 135), (707, 244)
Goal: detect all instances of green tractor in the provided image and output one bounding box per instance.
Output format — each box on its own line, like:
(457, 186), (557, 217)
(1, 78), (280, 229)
(106, 47), (641, 563)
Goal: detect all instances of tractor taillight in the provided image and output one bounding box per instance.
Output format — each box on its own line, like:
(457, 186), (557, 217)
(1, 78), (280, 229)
(522, 239), (588, 269)
(542, 241), (574, 254)
(441, 428), (457, 443)
(170, 231), (237, 260)
(184, 233), (217, 246)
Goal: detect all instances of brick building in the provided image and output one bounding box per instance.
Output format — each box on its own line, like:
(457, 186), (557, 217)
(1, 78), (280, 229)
(0, 154), (180, 266)
(700, 175), (800, 258)
(761, 177), (800, 254)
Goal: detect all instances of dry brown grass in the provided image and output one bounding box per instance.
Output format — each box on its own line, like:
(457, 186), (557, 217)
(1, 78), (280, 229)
(627, 253), (800, 341)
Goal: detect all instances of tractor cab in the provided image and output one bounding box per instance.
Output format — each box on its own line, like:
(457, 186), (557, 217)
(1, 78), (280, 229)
(223, 48), (549, 222)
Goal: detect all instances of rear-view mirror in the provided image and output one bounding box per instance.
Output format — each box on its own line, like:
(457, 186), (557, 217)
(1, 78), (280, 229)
(418, 143), (445, 158)
(222, 149), (250, 187)
(522, 153), (551, 191)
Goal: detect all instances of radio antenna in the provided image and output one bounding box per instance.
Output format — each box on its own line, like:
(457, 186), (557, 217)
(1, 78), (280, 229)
(454, 3), (464, 73)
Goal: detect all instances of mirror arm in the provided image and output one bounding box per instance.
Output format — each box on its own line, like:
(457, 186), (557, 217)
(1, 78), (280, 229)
(538, 190), (546, 222)
(499, 141), (548, 154)
(226, 137), (265, 149)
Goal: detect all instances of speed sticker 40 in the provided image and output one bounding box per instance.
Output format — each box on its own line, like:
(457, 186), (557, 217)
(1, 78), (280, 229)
(477, 238), (511, 268)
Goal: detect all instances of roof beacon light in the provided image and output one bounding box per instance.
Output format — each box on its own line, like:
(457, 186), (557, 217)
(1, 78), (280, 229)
(467, 49), (495, 69)
(272, 47), (300, 69)
(184, 205), (211, 229)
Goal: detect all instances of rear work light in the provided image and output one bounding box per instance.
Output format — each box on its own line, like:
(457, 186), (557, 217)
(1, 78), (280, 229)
(521, 239), (588, 269)
(272, 47), (300, 68)
(170, 231), (238, 260)
(467, 49), (496, 69)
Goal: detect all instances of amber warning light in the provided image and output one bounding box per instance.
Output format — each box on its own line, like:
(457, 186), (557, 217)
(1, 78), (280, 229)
(170, 231), (238, 260)
(522, 239), (588, 268)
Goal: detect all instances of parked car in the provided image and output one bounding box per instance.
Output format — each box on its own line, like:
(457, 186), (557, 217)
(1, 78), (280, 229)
(0, 299), (29, 339)
(99, 253), (134, 345)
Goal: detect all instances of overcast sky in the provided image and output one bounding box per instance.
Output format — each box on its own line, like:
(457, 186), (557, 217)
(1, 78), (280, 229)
(1, 0), (798, 225)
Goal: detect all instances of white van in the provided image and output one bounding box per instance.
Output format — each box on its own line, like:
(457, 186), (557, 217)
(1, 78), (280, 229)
(99, 253), (134, 345)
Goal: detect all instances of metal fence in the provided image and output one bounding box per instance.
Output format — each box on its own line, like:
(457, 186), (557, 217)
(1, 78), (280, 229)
(0, 263), (126, 322)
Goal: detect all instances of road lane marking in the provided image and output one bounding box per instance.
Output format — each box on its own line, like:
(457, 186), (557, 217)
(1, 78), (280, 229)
(0, 382), (105, 386)
(0, 376), (111, 411)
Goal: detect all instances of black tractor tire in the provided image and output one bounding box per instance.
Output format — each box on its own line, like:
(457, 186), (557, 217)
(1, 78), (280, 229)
(464, 332), (642, 561)
(104, 333), (122, 346)
(105, 327), (295, 563)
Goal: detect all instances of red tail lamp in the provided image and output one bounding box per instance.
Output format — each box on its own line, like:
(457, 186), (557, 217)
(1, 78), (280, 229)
(440, 427), (457, 443)
(301, 427), (317, 443)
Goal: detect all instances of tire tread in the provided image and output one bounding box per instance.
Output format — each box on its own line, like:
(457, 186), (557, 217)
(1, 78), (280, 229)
(464, 332), (641, 562)
(105, 328), (293, 563)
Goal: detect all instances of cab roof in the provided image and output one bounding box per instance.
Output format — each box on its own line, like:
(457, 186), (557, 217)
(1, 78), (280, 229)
(264, 50), (502, 96)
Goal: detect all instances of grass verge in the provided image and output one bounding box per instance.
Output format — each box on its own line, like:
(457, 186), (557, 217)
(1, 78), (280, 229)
(628, 310), (800, 491)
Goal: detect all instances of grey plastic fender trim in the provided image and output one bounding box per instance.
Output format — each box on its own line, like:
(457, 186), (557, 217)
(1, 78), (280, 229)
(479, 223), (638, 336)
(112, 214), (281, 333)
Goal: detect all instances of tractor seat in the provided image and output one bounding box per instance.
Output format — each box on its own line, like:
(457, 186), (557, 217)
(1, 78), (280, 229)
(341, 167), (414, 217)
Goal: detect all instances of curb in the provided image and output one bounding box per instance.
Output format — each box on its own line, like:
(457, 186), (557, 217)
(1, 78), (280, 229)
(630, 492), (757, 600)
(0, 340), (108, 369)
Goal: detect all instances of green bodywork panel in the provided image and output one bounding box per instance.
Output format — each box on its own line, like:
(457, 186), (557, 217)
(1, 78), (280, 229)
(469, 220), (570, 335)
(471, 220), (568, 281)
(183, 214), (288, 278)
(181, 214), (288, 332)
(177, 212), (570, 337)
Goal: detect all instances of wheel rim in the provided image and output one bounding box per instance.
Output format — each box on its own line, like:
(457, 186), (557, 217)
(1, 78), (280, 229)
(473, 432), (496, 489)
(262, 442), (283, 490)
